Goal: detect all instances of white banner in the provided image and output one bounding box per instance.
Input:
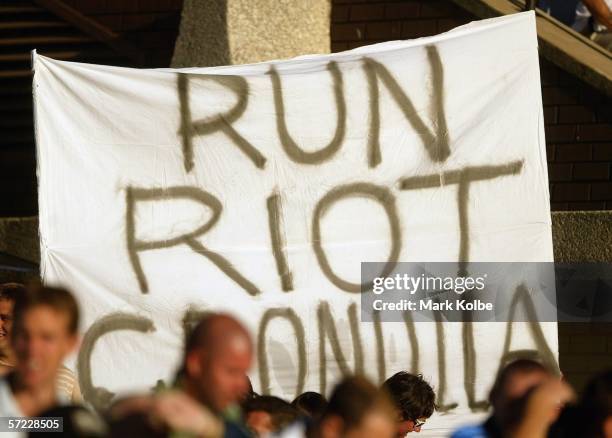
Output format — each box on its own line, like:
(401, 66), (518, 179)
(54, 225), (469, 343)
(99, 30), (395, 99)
(33, 12), (556, 435)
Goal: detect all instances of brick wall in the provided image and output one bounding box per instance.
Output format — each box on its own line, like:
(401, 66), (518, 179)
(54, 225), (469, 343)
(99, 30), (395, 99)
(62, 0), (183, 67)
(331, 0), (472, 51)
(331, 0), (612, 212)
(542, 62), (612, 210)
(558, 323), (612, 391)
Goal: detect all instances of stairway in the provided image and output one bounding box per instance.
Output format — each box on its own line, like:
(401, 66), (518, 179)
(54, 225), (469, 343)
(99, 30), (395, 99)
(0, 0), (133, 216)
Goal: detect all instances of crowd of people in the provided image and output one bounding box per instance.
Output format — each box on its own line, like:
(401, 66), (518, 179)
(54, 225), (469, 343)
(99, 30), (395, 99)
(0, 282), (611, 437)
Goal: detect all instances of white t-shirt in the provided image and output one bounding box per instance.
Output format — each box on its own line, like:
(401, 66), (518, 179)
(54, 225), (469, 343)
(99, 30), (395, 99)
(0, 377), (25, 438)
(0, 376), (71, 438)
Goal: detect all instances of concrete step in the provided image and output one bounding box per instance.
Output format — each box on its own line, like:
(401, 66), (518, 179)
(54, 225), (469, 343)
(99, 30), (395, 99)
(0, 69), (32, 79)
(0, 6), (43, 14)
(0, 21), (68, 30)
(0, 35), (94, 47)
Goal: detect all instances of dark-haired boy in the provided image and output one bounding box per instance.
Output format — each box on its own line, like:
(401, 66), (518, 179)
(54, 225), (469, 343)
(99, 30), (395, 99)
(382, 372), (436, 435)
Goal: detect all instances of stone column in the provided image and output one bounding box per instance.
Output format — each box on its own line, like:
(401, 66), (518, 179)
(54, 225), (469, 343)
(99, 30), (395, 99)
(171, 0), (331, 67)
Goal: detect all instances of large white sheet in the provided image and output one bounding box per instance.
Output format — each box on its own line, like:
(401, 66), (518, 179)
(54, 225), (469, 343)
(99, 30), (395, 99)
(33, 11), (556, 435)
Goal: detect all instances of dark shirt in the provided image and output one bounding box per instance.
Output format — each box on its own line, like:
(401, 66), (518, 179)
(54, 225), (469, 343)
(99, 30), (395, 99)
(538, 0), (581, 26)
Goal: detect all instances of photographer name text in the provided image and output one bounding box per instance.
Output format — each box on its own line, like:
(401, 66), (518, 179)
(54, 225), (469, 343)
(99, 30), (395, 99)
(372, 298), (493, 312)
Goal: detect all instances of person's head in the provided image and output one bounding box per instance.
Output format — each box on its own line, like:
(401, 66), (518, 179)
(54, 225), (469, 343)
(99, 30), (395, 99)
(244, 395), (299, 436)
(181, 313), (253, 414)
(316, 376), (395, 438)
(11, 283), (79, 388)
(382, 372), (436, 435)
(578, 371), (612, 438)
(488, 358), (552, 429)
(292, 391), (328, 420)
(489, 358), (551, 411)
(0, 283), (25, 352)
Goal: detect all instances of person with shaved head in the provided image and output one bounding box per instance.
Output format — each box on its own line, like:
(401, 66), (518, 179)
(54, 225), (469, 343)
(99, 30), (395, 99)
(109, 313), (253, 437)
(179, 313), (254, 417)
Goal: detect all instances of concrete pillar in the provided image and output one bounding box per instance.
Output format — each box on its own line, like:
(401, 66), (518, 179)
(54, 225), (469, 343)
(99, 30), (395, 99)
(171, 0), (331, 68)
(552, 211), (612, 262)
